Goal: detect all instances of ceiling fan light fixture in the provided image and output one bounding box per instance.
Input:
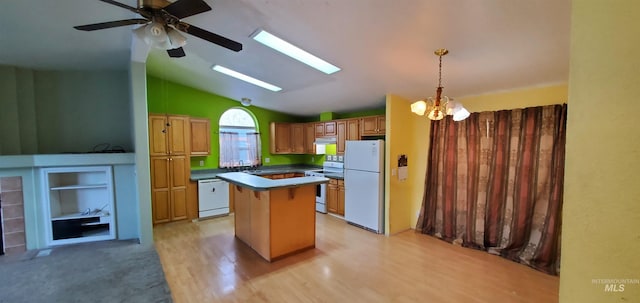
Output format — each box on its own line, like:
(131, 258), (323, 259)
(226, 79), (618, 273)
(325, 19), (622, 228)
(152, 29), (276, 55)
(134, 21), (172, 49)
(167, 27), (187, 48)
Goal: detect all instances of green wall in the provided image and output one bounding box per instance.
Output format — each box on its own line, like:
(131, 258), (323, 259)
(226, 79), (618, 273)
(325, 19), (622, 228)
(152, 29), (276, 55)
(147, 76), (309, 169)
(147, 76), (387, 169)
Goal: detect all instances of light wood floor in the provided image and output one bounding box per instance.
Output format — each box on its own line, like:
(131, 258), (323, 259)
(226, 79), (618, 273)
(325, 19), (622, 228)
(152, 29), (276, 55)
(153, 213), (559, 303)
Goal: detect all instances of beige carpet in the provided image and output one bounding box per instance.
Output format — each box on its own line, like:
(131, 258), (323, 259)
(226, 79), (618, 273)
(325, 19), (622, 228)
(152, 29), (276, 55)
(0, 240), (172, 303)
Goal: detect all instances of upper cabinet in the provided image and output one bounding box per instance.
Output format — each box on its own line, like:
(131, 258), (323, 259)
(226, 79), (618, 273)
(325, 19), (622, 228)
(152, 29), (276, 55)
(360, 115), (386, 136)
(304, 123), (315, 154)
(149, 114), (189, 156)
(315, 121), (336, 137)
(270, 115), (382, 154)
(336, 118), (360, 154)
(290, 123), (305, 154)
(190, 117), (210, 156)
(270, 122), (292, 154)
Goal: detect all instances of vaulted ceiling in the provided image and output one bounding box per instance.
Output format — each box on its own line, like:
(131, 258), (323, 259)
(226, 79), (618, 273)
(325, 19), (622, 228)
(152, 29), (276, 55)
(1, 0), (571, 116)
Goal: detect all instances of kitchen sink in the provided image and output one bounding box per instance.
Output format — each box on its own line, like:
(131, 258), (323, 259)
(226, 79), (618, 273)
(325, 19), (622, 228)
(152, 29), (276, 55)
(242, 170), (263, 174)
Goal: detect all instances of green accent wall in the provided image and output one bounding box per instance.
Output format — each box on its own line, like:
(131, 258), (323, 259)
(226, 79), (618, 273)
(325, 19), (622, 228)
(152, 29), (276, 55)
(319, 112), (335, 121)
(147, 76), (308, 169)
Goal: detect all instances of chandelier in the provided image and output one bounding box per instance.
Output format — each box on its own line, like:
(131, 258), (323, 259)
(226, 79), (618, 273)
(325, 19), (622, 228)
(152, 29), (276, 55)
(411, 48), (470, 121)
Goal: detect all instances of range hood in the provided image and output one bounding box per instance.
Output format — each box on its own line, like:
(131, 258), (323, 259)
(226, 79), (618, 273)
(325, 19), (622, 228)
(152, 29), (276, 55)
(314, 137), (337, 145)
(314, 137), (336, 154)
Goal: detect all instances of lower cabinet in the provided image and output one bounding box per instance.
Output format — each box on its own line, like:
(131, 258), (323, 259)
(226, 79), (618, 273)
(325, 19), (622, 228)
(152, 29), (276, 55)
(150, 156), (189, 224)
(327, 178), (344, 216)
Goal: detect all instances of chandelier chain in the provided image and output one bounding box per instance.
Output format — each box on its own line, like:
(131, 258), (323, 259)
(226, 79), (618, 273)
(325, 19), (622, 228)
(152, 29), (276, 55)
(438, 54), (443, 88)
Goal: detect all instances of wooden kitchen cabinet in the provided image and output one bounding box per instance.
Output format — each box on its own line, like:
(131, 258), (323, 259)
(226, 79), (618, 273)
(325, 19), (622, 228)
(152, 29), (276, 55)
(304, 123), (315, 154)
(150, 155), (188, 224)
(347, 119), (360, 140)
(336, 119), (360, 154)
(270, 122), (292, 154)
(338, 179), (345, 216)
(149, 114), (189, 156)
(290, 123), (305, 154)
(190, 117), (210, 156)
(336, 120), (346, 154)
(327, 179), (339, 214)
(315, 121), (337, 137)
(149, 114), (191, 225)
(360, 115), (386, 136)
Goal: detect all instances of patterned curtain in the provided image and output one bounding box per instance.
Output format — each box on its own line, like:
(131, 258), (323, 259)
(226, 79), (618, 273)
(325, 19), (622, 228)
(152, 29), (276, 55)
(219, 131), (262, 168)
(219, 131), (240, 168)
(416, 104), (567, 275)
(246, 132), (262, 166)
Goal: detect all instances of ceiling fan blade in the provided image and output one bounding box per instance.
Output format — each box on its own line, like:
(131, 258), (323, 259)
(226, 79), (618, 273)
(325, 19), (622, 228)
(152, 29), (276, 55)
(99, 0), (140, 14)
(179, 23), (242, 52)
(74, 19), (149, 31)
(163, 0), (211, 19)
(167, 47), (186, 58)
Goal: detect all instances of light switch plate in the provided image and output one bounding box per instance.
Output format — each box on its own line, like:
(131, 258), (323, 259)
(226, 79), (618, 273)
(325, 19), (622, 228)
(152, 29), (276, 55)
(265, 158), (270, 163)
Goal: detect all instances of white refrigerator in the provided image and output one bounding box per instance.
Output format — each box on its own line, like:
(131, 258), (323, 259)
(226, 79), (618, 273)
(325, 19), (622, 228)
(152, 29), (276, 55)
(344, 140), (384, 233)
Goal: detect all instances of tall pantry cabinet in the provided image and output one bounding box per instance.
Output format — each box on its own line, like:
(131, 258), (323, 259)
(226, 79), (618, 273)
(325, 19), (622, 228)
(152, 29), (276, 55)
(149, 114), (191, 224)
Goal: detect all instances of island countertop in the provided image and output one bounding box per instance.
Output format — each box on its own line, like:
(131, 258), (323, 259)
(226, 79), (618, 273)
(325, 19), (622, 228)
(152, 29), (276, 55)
(216, 172), (329, 191)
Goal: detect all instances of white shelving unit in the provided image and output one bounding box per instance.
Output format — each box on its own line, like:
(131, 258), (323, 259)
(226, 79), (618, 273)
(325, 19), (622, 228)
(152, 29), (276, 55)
(41, 166), (116, 245)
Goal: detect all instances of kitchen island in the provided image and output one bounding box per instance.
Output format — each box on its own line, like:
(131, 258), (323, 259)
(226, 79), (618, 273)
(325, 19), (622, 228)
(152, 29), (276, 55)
(216, 172), (329, 261)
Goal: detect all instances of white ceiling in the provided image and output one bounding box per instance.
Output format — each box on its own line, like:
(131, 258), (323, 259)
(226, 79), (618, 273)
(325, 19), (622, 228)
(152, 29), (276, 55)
(1, 0), (571, 117)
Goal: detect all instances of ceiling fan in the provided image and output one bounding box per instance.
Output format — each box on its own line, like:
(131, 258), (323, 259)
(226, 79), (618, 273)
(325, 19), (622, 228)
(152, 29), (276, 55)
(74, 0), (242, 58)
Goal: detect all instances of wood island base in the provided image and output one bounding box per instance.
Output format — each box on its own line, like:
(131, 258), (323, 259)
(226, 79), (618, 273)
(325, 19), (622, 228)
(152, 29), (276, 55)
(233, 184), (316, 262)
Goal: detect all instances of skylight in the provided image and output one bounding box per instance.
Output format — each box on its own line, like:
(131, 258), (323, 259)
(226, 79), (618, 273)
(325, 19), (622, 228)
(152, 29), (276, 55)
(211, 65), (282, 92)
(251, 29), (341, 75)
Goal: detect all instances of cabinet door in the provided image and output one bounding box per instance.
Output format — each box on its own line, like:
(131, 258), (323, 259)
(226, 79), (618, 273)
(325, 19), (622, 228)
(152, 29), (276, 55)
(151, 157), (171, 224)
(376, 115), (386, 134)
(338, 180), (345, 216)
(336, 120), (346, 154)
(360, 116), (378, 135)
(171, 187), (188, 221)
(234, 185), (252, 244)
(168, 115), (189, 155)
(315, 123), (325, 137)
(327, 182), (339, 214)
(169, 156), (189, 221)
(347, 119), (360, 140)
(149, 115), (168, 156)
(304, 123), (315, 154)
(190, 118), (210, 156)
(270, 122), (292, 154)
(290, 123), (305, 154)
(324, 121), (337, 136)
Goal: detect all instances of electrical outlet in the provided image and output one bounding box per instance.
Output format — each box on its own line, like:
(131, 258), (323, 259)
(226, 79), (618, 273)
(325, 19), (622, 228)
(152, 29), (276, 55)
(199, 160), (204, 167)
(265, 158), (270, 163)
(311, 156), (315, 162)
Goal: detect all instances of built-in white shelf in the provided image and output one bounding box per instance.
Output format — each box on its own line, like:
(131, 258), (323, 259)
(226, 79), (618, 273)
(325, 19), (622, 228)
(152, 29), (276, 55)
(41, 166), (116, 246)
(50, 212), (110, 221)
(50, 184), (108, 191)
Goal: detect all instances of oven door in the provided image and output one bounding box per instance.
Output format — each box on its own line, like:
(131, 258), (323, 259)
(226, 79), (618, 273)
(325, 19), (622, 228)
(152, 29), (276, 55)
(315, 182), (327, 213)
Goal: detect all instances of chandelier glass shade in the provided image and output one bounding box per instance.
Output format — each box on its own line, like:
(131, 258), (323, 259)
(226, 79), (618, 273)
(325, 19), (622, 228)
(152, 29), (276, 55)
(411, 48), (470, 121)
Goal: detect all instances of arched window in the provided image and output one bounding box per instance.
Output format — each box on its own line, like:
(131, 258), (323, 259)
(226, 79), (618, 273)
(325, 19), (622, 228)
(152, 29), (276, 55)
(219, 108), (261, 168)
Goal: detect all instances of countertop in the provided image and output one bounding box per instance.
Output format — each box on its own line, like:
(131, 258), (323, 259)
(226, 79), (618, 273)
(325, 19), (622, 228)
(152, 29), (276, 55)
(216, 172), (329, 191)
(190, 165), (321, 181)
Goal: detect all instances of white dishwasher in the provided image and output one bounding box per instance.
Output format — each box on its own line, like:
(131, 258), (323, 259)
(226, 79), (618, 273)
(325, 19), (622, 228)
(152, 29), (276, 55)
(198, 179), (230, 218)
